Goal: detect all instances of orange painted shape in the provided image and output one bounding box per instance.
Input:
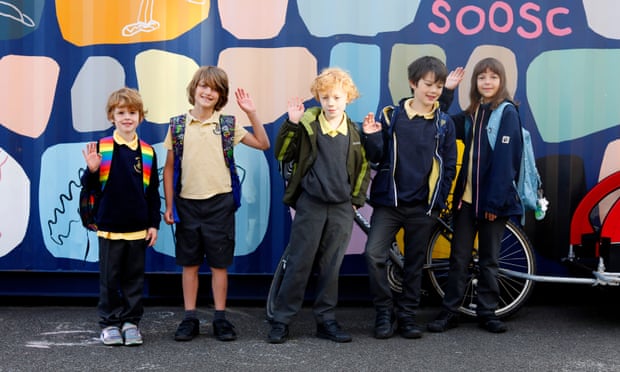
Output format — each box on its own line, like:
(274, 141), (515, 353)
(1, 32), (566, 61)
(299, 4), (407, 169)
(55, 0), (210, 46)
(0, 55), (59, 138)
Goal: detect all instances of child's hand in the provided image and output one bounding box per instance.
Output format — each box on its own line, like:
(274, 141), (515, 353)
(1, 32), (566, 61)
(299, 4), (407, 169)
(362, 113), (381, 134)
(81, 142), (102, 172)
(235, 88), (256, 114)
(145, 227), (158, 247)
(445, 67), (465, 90)
(163, 209), (175, 225)
(287, 97), (304, 124)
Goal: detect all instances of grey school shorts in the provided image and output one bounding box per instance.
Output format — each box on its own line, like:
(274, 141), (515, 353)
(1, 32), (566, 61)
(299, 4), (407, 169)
(174, 193), (235, 268)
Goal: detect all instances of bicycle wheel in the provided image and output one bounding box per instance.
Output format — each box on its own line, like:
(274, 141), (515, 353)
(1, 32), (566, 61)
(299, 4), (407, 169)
(426, 219), (536, 318)
(265, 252), (288, 322)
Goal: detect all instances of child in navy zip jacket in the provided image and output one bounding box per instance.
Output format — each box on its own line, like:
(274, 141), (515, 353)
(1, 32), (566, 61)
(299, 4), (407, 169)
(362, 56), (462, 339)
(427, 57), (523, 334)
(81, 87), (161, 346)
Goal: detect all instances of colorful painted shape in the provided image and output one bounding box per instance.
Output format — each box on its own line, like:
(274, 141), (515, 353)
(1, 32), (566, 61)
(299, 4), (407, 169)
(55, 0), (210, 46)
(135, 49), (198, 124)
(219, 0), (287, 39)
(330, 43), (381, 123)
(40, 143), (99, 262)
(71, 56), (125, 133)
(0, 0), (43, 39)
(597, 139), (620, 221)
(0, 55), (58, 138)
(0, 148), (30, 258)
(297, 0), (420, 37)
(218, 47), (317, 125)
(583, 0), (620, 40)
(528, 49), (620, 143)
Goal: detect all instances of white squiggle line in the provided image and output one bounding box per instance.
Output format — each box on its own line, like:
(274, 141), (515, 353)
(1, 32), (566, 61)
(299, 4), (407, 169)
(0, 1), (35, 28)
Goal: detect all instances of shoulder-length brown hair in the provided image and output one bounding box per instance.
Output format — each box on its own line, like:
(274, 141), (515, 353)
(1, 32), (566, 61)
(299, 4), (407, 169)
(465, 57), (514, 115)
(186, 66), (229, 111)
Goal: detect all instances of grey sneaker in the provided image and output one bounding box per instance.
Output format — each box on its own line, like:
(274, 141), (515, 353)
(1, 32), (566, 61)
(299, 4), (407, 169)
(122, 322), (143, 346)
(100, 326), (123, 346)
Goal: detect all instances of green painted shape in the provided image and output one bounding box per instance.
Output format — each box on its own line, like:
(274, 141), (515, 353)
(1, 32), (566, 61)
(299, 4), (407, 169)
(527, 49), (620, 143)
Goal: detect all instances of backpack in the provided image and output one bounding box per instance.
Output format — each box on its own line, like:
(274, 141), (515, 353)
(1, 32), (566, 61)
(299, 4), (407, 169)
(169, 114), (241, 217)
(486, 102), (547, 221)
(79, 136), (154, 232)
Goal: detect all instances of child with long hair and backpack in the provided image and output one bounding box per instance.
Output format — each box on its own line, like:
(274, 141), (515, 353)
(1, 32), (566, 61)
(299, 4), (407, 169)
(427, 57), (523, 334)
(162, 66), (270, 342)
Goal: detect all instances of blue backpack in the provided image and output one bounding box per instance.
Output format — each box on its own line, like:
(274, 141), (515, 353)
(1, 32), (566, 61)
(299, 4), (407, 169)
(486, 102), (546, 220)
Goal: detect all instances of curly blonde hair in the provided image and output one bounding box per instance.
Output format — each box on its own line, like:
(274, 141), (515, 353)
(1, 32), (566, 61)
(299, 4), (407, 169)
(310, 67), (360, 103)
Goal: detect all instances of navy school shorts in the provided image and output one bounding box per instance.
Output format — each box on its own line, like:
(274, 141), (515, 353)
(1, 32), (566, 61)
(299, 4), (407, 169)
(174, 192), (235, 268)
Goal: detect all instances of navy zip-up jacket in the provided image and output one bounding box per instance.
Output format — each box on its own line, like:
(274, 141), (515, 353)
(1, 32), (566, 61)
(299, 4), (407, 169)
(363, 98), (457, 213)
(452, 101), (523, 218)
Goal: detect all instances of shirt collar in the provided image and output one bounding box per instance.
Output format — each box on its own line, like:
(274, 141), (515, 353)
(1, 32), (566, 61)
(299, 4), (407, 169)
(404, 99), (439, 120)
(188, 110), (220, 125)
(113, 130), (138, 150)
(318, 111), (348, 137)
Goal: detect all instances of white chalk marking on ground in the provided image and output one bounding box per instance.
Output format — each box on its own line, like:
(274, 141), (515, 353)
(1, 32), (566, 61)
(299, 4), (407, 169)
(25, 329), (100, 348)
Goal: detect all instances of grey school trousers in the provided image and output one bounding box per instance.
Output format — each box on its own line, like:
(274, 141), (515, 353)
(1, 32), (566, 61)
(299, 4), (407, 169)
(271, 191), (354, 325)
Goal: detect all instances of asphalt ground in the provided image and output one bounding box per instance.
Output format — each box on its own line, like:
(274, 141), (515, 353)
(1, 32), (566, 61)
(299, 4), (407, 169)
(1, 283), (620, 372)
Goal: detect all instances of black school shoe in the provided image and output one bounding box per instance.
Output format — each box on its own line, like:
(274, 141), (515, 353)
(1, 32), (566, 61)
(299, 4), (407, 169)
(427, 310), (460, 333)
(479, 318), (507, 333)
(374, 310), (395, 339)
(268, 321), (289, 344)
(397, 317), (423, 339)
(213, 318), (237, 341)
(316, 320), (352, 343)
(174, 318), (199, 341)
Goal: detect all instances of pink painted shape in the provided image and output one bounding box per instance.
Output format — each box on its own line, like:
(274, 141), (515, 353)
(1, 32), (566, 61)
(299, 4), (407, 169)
(219, 47), (317, 125)
(598, 140), (620, 220)
(601, 198), (620, 244)
(219, 0), (287, 39)
(0, 55), (59, 138)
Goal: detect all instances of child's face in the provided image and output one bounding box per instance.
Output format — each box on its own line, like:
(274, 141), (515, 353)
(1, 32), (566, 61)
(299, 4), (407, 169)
(410, 72), (444, 108)
(111, 105), (140, 136)
(476, 68), (500, 101)
(194, 80), (220, 111)
(318, 85), (347, 122)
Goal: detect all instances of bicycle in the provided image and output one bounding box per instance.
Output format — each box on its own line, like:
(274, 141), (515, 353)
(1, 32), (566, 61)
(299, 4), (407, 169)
(266, 207), (537, 321)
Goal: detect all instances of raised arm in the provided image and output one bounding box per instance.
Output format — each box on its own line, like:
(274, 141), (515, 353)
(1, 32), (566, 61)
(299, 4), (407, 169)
(237, 88), (270, 150)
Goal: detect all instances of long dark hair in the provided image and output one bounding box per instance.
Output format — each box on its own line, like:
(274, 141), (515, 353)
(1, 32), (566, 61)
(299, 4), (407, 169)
(465, 57), (514, 115)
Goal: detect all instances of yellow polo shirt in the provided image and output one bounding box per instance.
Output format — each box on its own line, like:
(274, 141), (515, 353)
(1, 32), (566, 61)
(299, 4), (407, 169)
(404, 99), (439, 119)
(163, 111), (248, 199)
(318, 110), (348, 137)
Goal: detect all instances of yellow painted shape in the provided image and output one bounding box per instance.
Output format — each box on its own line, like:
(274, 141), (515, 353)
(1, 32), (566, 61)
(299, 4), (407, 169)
(135, 50), (199, 123)
(55, 0), (210, 46)
(0, 55), (58, 138)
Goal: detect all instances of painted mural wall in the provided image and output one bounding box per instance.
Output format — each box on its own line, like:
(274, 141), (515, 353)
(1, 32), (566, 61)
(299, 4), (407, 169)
(1, 0), (620, 281)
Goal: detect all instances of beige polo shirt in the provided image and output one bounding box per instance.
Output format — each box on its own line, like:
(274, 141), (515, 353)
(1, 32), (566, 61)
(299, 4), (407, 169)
(164, 111), (248, 200)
